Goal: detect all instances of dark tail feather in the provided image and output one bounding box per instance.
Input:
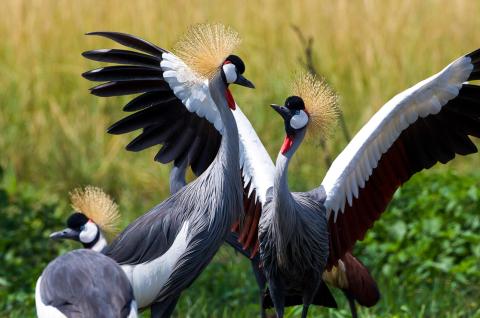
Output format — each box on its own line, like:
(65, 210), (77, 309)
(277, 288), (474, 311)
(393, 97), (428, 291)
(263, 281), (337, 309)
(343, 253), (380, 307)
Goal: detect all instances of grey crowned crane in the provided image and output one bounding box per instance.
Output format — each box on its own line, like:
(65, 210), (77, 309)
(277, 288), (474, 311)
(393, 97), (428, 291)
(167, 99), (379, 316)
(226, 233), (378, 318)
(230, 97), (379, 318)
(35, 187), (137, 318)
(82, 24), (254, 317)
(228, 48), (480, 318)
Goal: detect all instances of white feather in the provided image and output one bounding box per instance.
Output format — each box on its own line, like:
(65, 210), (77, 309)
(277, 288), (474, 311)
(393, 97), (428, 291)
(322, 53), (473, 222)
(233, 107), (275, 205)
(35, 276), (67, 318)
(345, 177), (353, 207)
(352, 173), (360, 199)
(160, 53), (224, 135)
(127, 301), (138, 318)
(122, 221), (190, 308)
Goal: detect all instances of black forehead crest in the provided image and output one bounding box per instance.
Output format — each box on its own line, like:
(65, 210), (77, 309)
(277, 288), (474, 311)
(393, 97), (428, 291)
(67, 212), (89, 229)
(285, 96), (305, 110)
(226, 54), (245, 74)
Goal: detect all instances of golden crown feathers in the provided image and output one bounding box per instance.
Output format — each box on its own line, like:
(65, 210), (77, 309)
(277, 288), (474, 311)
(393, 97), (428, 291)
(174, 23), (241, 79)
(69, 186), (120, 237)
(291, 72), (340, 138)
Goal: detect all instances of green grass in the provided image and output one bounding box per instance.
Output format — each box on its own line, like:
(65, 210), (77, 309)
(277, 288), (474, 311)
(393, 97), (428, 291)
(2, 1), (480, 317)
(2, 0), (480, 219)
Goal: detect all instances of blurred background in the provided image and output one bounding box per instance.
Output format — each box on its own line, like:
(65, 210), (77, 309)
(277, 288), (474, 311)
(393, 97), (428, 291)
(1, 0), (480, 317)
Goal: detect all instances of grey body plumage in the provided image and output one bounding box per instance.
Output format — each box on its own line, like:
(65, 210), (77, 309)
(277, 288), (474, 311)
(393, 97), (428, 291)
(37, 200), (137, 318)
(102, 73), (243, 315)
(37, 249), (135, 318)
(258, 127), (329, 318)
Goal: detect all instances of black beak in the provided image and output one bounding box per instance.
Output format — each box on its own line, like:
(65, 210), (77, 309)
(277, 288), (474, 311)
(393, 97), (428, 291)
(234, 74), (255, 89)
(270, 104), (290, 120)
(50, 228), (80, 241)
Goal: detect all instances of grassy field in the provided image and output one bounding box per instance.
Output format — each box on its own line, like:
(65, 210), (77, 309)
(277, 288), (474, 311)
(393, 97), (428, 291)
(1, 0), (480, 317)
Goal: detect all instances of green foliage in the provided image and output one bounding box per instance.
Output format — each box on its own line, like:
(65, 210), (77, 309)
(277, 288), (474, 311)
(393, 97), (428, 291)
(0, 166), (67, 317)
(2, 169), (480, 317)
(353, 171), (480, 317)
(359, 171), (480, 285)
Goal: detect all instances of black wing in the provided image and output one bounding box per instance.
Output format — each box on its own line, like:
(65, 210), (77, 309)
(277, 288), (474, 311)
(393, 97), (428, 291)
(83, 32), (222, 176)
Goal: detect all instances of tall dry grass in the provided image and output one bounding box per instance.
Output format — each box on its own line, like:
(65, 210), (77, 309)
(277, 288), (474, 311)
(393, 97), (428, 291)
(1, 0), (480, 218)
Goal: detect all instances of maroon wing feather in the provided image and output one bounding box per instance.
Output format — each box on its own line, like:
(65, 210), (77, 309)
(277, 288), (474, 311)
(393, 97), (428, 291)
(327, 83), (480, 268)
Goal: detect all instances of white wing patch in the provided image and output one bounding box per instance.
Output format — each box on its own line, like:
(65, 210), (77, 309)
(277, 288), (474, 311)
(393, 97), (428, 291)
(121, 221), (190, 308)
(161, 53), (224, 134)
(233, 106), (275, 205)
(322, 55), (474, 220)
(35, 276), (67, 318)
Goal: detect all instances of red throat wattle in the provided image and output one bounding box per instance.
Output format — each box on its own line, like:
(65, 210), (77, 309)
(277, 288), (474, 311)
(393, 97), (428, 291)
(280, 135), (294, 154)
(225, 88), (236, 110)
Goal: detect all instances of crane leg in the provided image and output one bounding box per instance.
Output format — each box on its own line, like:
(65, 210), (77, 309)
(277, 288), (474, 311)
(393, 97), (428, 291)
(343, 290), (358, 318)
(250, 259), (267, 318)
(301, 280), (321, 318)
(150, 295), (180, 318)
(224, 233), (267, 317)
(267, 275), (285, 318)
(301, 304), (311, 318)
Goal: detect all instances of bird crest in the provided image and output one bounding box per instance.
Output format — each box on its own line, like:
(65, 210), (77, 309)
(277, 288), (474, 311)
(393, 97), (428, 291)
(174, 23), (241, 79)
(69, 186), (120, 237)
(292, 72), (339, 139)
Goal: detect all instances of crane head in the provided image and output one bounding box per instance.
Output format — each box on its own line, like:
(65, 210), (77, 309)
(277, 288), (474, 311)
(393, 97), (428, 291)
(221, 55), (255, 110)
(50, 212), (100, 247)
(221, 55), (255, 89)
(271, 95), (309, 153)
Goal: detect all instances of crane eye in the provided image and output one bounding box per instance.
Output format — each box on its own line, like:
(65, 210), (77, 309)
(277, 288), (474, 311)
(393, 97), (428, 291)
(290, 110), (309, 129)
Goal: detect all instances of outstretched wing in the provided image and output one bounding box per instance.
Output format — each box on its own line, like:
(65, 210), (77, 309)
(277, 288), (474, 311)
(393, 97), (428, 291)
(83, 32), (222, 176)
(230, 107), (275, 257)
(316, 49), (480, 267)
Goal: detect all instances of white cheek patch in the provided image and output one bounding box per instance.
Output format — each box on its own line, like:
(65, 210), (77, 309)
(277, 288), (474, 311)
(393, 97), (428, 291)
(290, 110), (309, 129)
(222, 64), (237, 83)
(79, 221), (98, 244)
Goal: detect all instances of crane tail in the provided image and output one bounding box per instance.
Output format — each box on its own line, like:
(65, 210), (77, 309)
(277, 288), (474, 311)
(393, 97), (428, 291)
(343, 253), (380, 307)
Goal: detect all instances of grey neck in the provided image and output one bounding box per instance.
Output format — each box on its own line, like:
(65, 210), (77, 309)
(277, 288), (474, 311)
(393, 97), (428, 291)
(208, 73), (240, 173)
(271, 128), (307, 265)
(202, 73), (242, 224)
(273, 128), (307, 205)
